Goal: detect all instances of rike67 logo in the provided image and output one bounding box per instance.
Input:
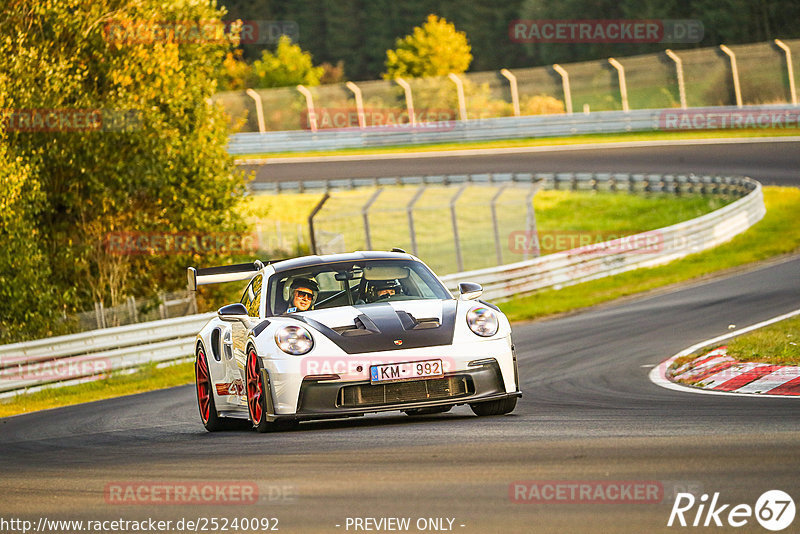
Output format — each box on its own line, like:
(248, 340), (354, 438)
(668, 490), (795, 531)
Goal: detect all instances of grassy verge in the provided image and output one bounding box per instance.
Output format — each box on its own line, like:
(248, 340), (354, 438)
(235, 128), (800, 160)
(499, 187), (800, 322)
(724, 315), (800, 366)
(0, 361), (195, 418)
(669, 314), (800, 373)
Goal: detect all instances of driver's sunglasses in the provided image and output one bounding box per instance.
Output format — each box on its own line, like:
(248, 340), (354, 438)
(294, 290), (314, 300)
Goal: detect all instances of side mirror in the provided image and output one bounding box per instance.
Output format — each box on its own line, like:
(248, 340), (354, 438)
(218, 303), (248, 321)
(458, 282), (483, 301)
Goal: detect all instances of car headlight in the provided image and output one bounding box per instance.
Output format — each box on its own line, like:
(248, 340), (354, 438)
(466, 306), (499, 337)
(275, 325), (314, 355)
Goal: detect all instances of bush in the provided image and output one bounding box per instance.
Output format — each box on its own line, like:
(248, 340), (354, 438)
(251, 35), (324, 88)
(384, 15), (472, 79)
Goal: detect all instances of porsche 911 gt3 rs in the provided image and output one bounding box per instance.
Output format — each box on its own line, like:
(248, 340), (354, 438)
(188, 251), (520, 432)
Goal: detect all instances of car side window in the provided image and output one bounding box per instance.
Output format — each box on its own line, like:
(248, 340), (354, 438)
(246, 275), (262, 317)
(239, 275), (262, 317)
(240, 280), (253, 306)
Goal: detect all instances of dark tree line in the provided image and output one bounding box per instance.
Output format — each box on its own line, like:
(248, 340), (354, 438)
(220, 0), (800, 80)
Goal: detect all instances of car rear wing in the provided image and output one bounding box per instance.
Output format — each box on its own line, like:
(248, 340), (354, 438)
(187, 260), (264, 291)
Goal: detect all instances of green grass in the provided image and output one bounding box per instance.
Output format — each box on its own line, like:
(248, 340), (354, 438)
(235, 128), (800, 159)
(500, 187), (800, 322)
(725, 315), (800, 366)
(0, 361), (195, 418)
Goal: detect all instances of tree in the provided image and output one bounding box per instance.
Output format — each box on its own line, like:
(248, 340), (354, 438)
(0, 0), (249, 340)
(218, 49), (253, 91)
(251, 35), (324, 88)
(0, 115), (59, 342)
(383, 14), (472, 79)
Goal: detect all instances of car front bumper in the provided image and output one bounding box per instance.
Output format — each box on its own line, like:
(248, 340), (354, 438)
(285, 359), (520, 420)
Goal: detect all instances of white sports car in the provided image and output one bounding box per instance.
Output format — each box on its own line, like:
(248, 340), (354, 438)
(188, 251), (520, 432)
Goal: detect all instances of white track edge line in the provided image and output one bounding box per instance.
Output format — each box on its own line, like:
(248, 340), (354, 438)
(648, 307), (800, 398)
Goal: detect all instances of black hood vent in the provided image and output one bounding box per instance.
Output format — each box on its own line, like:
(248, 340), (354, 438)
(297, 300), (457, 354)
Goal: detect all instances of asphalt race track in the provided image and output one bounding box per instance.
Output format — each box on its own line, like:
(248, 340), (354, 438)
(243, 138), (800, 187)
(1, 140), (799, 533)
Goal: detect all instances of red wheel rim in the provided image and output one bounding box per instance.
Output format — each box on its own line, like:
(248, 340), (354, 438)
(196, 349), (211, 423)
(246, 350), (263, 423)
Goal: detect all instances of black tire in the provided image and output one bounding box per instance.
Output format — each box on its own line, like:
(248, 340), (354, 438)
(196, 347), (241, 432)
(404, 406), (453, 416)
(469, 396), (517, 416)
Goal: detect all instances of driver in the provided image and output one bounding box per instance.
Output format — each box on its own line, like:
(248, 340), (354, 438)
(286, 278), (318, 312)
(367, 279), (402, 302)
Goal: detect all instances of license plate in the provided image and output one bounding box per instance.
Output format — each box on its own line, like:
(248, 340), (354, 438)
(370, 359), (443, 383)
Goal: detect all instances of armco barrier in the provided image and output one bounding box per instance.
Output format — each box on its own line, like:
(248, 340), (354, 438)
(0, 174), (764, 396)
(228, 105), (800, 155)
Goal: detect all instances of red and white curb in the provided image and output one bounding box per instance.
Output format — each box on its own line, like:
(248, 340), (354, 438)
(669, 346), (800, 395)
(649, 308), (800, 398)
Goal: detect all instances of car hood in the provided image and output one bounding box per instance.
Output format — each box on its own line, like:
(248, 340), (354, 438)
(291, 300), (458, 354)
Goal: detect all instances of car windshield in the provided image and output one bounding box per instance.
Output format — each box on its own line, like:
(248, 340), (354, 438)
(267, 259), (451, 314)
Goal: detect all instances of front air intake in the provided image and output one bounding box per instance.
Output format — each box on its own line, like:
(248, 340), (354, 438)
(337, 376), (471, 407)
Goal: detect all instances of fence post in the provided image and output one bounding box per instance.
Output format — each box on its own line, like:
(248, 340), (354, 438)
(524, 183), (541, 260)
(774, 39), (798, 106)
(607, 58), (629, 112)
(500, 69), (521, 117)
(448, 73), (468, 121)
(296, 84), (318, 131)
(345, 81), (366, 128)
(94, 301), (105, 329)
(308, 192), (330, 255)
(127, 296), (138, 323)
(490, 184), (508, 265)
(552, 64), (573, 115)
(719, 45), (743, 108)
(450, 185), (467, 272)
(362, 188), (384, 250)
(245, 89), (266, 134)
(665, 49), (688, 109)
(395, 78), (416, 126)
(158, 293), (167, 320)
(407, 186), (426, 256)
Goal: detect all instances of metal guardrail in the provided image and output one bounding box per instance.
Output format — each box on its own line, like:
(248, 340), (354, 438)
(228, 104), (800, 155)
(0, 313), (213, 397)
(0, 173), (764, 396)
(439, 175), (763, 300)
